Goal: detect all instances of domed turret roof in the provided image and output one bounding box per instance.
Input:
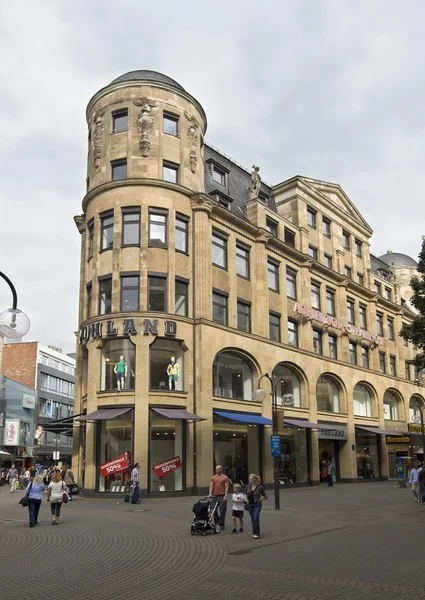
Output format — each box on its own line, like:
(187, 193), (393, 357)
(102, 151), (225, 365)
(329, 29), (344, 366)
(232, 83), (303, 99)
(379, 251), (418, 268)
(109, 70), (186, 92)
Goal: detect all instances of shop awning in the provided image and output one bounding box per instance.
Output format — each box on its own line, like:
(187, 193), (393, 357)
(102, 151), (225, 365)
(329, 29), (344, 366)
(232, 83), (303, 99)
(151, 408), (206, 421)
(213, 411), (272, 425)
(0, 448), (12, 456)
(75, 408), (131, 421)
(355, 425), (404, 436)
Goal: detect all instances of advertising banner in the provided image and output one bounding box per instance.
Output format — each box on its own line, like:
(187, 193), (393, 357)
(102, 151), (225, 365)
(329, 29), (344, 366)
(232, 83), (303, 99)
(22, 394), (35, 410)
(153, 456), (182, 478)
(100, 455), (129, 478)
(4, 420), (20, 445)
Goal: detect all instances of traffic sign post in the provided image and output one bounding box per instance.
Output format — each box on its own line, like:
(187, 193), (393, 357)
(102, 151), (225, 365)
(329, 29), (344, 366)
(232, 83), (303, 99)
(271, 434), (281, 457)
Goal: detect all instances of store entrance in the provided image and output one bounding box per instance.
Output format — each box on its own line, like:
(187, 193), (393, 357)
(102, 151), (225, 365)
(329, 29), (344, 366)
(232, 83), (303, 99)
(319, 439), (340, 483)
(213, 422), (260, 486)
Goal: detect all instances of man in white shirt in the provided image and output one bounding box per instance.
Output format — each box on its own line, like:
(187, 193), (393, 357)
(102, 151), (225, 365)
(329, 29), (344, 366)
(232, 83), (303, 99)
(409, 461), (422, 503)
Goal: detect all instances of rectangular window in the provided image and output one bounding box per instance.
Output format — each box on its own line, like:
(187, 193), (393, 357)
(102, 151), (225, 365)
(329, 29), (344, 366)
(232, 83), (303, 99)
(374, 281), (382, 295)
(88, 220), (94, 260)
(349, 342), (357, 365)
(307, 207), (317, 228)
(237, 301), (251, 332)
(163, 161), (178, 183)
(99, 277), (112, 315)
(322, 218), (331, 237)
(361, 347), (369, 369)
(163, 113), (178, 136)
(405, 362), (410, 381)
(313, 329), (323, 355)
(311, 281), (321, 310)
(388, 318), (395, 340)
(100, 213), (114, 251)
(308, 245), (318, 260)
(357, 272), (364, 286)
(355, 240), (362, 257)
(376, 313), (384, 336)
(236, 243), (250, 279)
(269, 312), (281, 342)
(121, 275), (139, 312)
(379, 352), (386, 374)
(148, 276), (167, 312)
(284, 228), (295, 247)
(175, 215), (188, 253)
(86, 284), (92, 319)
(288, 320), (298, 347)
(266, 217), (278, 237)
(216, 195), (230, 209)
(212, 231), (227, 268)
(175, 279), (188, 317)
(329, 335), (337, 359)
(359, 304), (367, 329)
(324, 253), (333, 269)
(213, 291), (228, 325)
(347, 299), (355, 324)
(286, 268), (297, 299)
(385, 287), (392, 301)
(122, 210), (140, 246)
(111, 159), (127, 180)
(344, 265), (352, 278)
(268, 259), (279, 292)
(389, 355), (397, 376)
(212, 164), (226, 186)
(326, 288), (336, 316)
(112, 110), (128, 133)
(149, 211), (167, 248)
(343, 231), (350, 250)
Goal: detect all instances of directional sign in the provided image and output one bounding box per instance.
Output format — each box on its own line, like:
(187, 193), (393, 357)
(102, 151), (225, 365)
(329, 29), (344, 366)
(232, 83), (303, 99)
(271, 435), (281, 457)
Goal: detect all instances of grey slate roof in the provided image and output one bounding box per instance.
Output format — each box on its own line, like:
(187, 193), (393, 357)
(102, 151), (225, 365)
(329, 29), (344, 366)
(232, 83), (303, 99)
(379, 252), (418, 268)
(204, 144), (276, 218)
(109, 70), (186, 92)
(370, 254), (392, 278)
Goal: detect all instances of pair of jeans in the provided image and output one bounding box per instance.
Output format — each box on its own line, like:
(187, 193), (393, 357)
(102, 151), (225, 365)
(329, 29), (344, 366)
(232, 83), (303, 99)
(28, 499), (41, 524)
(327, 474), (333, 487)
(131, 483), (140, 504)
(50, 502), (62, 518)
(248, 503), (262, 536)
(9, 478), (16, 492)
(212, 495), (227, 526)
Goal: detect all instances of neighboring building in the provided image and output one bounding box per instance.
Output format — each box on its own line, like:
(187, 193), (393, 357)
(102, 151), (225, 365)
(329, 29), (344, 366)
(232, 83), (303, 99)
(377, 250), (419, 314)
(2, 342), (75, 465)
(72, 69), (424, 497)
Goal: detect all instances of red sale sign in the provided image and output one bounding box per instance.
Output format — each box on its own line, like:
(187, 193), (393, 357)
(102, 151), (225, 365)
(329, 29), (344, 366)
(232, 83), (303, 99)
(153, 456), (182, 478)
(100, 455), (129, 478)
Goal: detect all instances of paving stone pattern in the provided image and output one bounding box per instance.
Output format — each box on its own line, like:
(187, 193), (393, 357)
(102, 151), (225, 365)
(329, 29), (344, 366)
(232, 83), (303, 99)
(1, 482), (425, 600)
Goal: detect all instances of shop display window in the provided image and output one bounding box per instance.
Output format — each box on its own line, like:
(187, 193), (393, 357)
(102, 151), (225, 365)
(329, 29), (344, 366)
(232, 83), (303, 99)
(316, 376), (341, 413)
(384, 390), (401, 421)
(277, 426), (308, 484)
(355, 430), (380, 479)
(100, 338), (135, 391)
(353, 383), (373, 417)
(149, 412), (184, 491)
(212, 418), (259, 485)
(150, 338), (184, 391)
(213, 352), (254, 400)
(98, 411), (133, 492)
(271, 364), (302, 408)
(409, 396), (425, 424)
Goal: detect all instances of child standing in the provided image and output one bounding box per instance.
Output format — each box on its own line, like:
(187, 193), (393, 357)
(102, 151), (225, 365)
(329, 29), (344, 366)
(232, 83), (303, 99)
(231, 483), (245, 533)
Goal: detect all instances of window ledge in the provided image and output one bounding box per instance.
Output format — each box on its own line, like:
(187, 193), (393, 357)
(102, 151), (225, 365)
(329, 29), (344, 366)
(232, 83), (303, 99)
(97, 389), (135, 396)
(149, 390), (188, 396)
(213, 396), (262, 404)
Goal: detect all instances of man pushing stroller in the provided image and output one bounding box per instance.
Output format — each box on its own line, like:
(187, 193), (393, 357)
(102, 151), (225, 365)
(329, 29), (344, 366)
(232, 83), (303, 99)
(209, 465), (229, 530)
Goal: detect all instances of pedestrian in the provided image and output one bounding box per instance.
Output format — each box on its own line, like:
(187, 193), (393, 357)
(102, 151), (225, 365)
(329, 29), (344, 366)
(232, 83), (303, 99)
(244, 474), (266, 540)
(64, 467), (75, 497)
(24, 475), (45, 527)
(43, 467), (49, 490)
(29, 465), (37, 479)
(8, 463), (18, 493)
(47, 471), (67, 525)
(231, 483), (244, 534)
(326, 461), (335, 487)
(418, 464), (425, 504)
(209, 465), (229, 530)
(131, 463), (141, 504)
(409, 461), (422, 502)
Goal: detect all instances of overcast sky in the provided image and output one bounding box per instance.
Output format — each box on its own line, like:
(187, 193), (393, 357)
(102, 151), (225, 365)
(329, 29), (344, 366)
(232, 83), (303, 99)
(1, 0), (424, 353)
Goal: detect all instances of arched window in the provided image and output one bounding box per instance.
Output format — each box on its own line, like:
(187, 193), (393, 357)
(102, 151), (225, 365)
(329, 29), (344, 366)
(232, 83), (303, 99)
(213, 352), (254, 400)
(409, 396), (425, 424)
(101, 338), (135, 391)
(317, 376), (341, 413)
(354, 384), (373, 417)
(384, 390), (401, 421)
(272, 365), (302, 408)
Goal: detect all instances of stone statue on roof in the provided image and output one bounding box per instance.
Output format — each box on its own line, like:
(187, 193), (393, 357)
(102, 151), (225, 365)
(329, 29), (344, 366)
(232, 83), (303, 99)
(249, 165), (261, 200)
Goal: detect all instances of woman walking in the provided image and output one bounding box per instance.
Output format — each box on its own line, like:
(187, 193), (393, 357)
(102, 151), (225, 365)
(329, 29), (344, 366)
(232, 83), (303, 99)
(48, 471), (67, 525)
(244, 474), (266, 539)
(131, 463), (141, 504)
(24, 475), (45, 527)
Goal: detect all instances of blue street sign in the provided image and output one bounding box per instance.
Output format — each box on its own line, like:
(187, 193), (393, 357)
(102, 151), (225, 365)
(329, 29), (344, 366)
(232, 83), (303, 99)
(271, 434), (281, 457)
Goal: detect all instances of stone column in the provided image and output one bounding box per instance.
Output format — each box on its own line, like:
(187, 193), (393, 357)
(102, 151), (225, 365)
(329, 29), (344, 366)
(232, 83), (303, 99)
(133, 334), (150, 494)
(298, 261), (313, 351)
(190, 195), (216, 320)
(252, 230), (271, 338)
(84, 339), (102, 494)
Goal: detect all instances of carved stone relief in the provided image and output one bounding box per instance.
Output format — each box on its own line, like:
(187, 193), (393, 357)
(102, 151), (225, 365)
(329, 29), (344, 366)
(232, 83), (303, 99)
(133, 97), (158, 157)
(185, 111), (200, 173)
(92, 109), (106, 168)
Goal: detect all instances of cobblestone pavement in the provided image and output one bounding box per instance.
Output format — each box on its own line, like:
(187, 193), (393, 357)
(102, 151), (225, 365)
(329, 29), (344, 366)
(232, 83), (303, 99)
(1, 482), (425, 599)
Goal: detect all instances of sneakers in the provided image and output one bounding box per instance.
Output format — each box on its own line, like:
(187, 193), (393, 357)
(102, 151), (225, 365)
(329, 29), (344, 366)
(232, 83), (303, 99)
(231, 528), (237, 534)
(239, 528), (243, 533)
(252, 534), (259, 539)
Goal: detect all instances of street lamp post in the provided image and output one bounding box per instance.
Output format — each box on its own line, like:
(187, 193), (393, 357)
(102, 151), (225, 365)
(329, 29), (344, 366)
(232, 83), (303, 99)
(253, 373), (294, 511)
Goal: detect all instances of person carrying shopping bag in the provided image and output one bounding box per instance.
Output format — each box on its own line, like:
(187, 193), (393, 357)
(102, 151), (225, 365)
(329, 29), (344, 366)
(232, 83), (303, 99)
(47, 471), (67, 525)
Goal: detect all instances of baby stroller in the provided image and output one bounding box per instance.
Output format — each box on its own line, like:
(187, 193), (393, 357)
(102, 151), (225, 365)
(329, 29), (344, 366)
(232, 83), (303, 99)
(190, 497), (221, 536)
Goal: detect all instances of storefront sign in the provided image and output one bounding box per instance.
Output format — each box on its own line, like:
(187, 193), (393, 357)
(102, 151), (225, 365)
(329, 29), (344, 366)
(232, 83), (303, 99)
(153, 456), (182, 478)
(34, 425), (44, 441)
(386, 435), (411, 444)
(293, 304), (384, 346)
(270, 435), (281, 457)
(100, 454), (129, 478)
(4, 420), (20, 445)
(0, 398), (6, 429)
(79, 318), (177, 345)
(46, 400), (52, 419)
(409, 424), (423, 433)
(22, 394), (35, 410)
(318, 426), (348, 440)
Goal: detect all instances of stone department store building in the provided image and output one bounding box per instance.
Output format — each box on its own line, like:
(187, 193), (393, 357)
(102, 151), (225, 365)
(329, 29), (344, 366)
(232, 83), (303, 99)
(72, 70), (423, 497)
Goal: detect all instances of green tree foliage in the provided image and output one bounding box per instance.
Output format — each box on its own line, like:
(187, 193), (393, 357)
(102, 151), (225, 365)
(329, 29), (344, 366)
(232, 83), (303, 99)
(400, 237), (425, 371)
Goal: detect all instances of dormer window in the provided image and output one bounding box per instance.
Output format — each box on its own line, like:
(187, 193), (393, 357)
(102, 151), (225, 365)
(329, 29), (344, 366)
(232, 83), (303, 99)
(212, 164), (226, 186)
(216, 194), (230, 210)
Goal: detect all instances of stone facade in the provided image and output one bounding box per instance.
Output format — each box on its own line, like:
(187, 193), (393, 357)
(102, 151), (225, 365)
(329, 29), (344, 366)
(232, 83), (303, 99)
(73, 71), (424, 497)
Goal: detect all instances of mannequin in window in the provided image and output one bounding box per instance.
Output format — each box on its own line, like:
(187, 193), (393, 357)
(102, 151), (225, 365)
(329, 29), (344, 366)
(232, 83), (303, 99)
(167, 356), (180, 390)
(114, 356), (127, 390)
(225, 451), (233, 475)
